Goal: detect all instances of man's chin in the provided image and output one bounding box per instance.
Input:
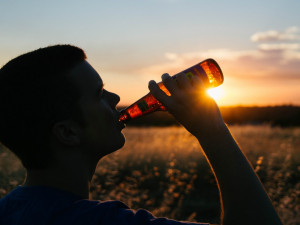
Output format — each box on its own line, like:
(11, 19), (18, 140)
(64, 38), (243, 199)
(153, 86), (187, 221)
(102, 134), (125, 156)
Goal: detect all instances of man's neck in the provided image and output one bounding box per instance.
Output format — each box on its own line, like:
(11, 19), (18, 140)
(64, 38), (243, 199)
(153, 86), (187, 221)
(24, 158), (98, 199)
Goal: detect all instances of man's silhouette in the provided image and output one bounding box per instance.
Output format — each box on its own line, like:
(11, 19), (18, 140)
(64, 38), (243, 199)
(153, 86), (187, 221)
(0, 45), (282, 225)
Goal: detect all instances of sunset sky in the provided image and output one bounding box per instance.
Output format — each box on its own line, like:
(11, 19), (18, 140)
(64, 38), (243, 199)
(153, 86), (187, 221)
(1, 0), (299, 106)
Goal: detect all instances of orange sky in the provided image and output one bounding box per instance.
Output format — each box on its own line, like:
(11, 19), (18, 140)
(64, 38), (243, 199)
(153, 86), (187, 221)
(101, 43), (300, 106)
(1, 1), (299, 107)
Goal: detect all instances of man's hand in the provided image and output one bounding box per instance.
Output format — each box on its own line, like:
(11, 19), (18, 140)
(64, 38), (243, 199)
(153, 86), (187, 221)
(148, 73), (225, 137)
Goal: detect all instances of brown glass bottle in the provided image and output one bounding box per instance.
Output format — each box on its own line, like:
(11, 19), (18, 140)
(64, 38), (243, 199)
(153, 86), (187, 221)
(119, 58), (223, 123)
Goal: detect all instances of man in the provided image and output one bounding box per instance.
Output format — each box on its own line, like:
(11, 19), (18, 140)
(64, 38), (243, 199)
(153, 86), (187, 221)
(0, 45), (282, 225)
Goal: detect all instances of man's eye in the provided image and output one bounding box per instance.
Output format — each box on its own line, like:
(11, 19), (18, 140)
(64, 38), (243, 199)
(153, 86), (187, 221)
(99, 89), (105, 98)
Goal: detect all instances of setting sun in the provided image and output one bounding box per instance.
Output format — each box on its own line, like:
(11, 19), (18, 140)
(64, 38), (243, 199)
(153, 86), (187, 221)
(207, 86), (225, 101)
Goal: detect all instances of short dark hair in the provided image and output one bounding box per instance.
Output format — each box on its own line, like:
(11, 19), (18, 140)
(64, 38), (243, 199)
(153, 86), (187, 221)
(0, 45), (87, 169)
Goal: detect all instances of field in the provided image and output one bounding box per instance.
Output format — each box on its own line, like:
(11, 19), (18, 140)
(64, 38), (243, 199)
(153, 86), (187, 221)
(0, 125), (300, 224)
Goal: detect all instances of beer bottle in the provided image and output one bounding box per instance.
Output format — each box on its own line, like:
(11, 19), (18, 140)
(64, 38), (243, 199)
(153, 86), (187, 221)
(119, 58), (223, 123)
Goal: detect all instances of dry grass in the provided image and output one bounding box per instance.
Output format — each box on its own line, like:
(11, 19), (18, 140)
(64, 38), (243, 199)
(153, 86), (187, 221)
(1, 125), (299, 224)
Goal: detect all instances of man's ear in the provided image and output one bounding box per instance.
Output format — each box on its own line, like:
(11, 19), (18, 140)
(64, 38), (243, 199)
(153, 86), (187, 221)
(52, 120), (82, 146)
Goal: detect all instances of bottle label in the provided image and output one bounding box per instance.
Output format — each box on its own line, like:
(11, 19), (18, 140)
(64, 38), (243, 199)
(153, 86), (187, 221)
(185, 71), (194, 79)
(137, 100), (149, 112)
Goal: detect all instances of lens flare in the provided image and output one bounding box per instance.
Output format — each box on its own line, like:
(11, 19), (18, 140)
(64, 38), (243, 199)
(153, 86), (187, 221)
(207, 86), (225, 101)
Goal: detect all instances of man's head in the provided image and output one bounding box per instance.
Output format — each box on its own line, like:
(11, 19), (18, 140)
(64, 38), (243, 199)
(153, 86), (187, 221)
(0, 45), (125, 170)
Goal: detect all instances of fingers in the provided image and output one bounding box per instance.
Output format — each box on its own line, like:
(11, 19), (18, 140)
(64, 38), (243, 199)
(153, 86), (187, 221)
(161, 73), (178, 95)
(148, 80), (170, 105)
(166, 72), (206, 93)
(162, 72), (193, 98)
(175, 72), (191, 89)
(190, 73), (206, 93)
(149, 72), (207, 105)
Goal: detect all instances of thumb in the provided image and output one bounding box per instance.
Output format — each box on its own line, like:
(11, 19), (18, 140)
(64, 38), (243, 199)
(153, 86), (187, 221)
(148, 80), (169, 105)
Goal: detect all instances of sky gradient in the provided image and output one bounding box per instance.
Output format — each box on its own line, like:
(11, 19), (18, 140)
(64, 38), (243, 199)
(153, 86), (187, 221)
(1, 0), (299, 106)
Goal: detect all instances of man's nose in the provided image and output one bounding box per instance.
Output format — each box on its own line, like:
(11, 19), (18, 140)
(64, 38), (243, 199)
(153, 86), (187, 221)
(113, 93), (120, 106)
(108, 91), (120, 108)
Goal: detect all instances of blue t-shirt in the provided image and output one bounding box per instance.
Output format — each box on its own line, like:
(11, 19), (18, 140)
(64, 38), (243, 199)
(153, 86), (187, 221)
(0, 186), (208, 225)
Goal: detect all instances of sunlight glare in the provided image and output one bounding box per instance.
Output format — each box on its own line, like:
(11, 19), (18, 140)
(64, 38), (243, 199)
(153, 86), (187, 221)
(207, 86), (225, 101)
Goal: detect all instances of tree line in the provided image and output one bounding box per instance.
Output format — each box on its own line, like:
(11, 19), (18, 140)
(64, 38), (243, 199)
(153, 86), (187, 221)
(118, 105), (300, 127)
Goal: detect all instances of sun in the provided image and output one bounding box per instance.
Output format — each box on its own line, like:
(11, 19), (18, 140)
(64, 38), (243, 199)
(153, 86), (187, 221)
(207, 86), (225, 101)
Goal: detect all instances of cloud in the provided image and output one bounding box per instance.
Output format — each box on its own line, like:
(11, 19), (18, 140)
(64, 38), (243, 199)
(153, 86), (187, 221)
(251, 26), (300, 42)
(139, 27), (300, 81)
(140, 48), (264, 76)
(258, 43), (300, 51)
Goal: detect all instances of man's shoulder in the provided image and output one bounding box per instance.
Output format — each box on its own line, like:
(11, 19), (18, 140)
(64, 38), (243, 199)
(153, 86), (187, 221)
(72, 199), (130, 213)
(0, 186), (209, 225)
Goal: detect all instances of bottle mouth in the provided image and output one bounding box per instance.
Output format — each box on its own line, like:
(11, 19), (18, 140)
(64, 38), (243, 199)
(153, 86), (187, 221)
(119, 109), (129, 123)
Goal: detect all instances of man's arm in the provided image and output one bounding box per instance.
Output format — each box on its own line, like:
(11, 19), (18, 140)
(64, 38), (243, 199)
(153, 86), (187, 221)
(148, 73), (283, 225)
